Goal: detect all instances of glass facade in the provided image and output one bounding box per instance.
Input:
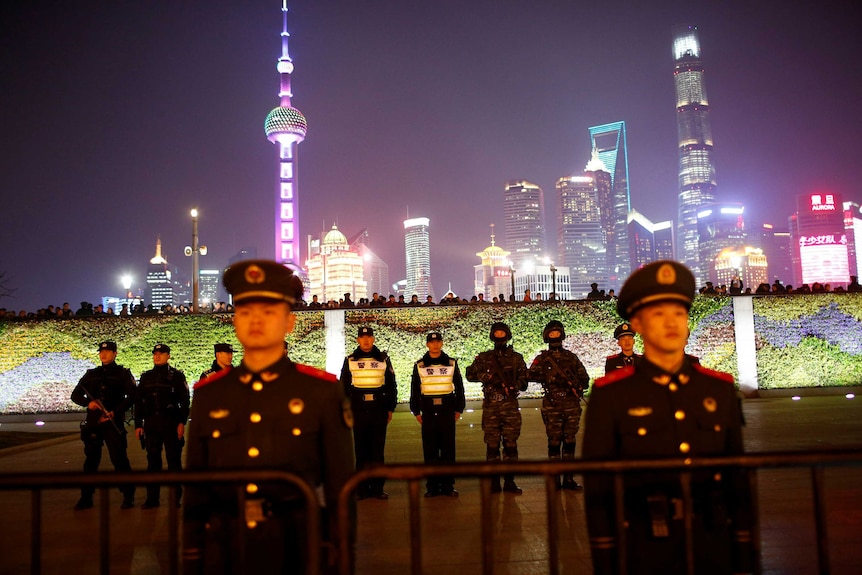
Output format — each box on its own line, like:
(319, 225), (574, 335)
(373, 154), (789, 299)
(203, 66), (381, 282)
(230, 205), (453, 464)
(503, 181), (546, 268)
(556, 176), (606, 298)
(404, 218), (432, 301)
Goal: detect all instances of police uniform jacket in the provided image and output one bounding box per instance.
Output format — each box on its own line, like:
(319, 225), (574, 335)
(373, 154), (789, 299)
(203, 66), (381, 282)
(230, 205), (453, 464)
(71, 361), (136, 426)
(582, 356), (753, 574)
(340, 346), (397, 412)
(528, 347), (589, 397)
(409, 351), (466, 416)
(603, 352), (641, 374)
(135, 364), (190, 428)
(465, 346), (528, 399)
(199, 361), (229, 382)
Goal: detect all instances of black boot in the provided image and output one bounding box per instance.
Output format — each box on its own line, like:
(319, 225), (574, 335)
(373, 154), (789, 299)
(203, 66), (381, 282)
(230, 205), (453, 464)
(562, 474), (582, 491)
(503, 475), (522, 494)
(490, 475), (502, 493)
(74, 496), (93, 510)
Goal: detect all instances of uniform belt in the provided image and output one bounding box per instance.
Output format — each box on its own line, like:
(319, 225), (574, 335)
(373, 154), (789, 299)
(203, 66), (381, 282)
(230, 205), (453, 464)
(485, 393), (509, 402)
(547, 390), (573, 398)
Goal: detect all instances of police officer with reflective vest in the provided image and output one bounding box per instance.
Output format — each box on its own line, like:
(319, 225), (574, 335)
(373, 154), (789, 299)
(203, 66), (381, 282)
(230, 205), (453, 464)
(528, 320), (589, 490)
(582, 260), (754, 574)
(340, 326), (397, 500)
(465, 322), (528, 494)
(70, 341), (137, 510)
(182, 260), (355, 574)
(199, 343), (234, 381)
(135, 343), (190, 509)
(409, 331), (466, 497)
(604, 323), (641, 374)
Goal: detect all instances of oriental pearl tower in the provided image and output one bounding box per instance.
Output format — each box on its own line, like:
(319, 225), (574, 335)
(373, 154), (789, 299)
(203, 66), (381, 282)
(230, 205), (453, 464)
(264, 1), (307, 268)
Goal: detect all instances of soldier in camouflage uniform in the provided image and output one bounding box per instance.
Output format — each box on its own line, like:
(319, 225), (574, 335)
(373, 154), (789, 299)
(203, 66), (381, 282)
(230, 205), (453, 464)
(528, 320), (589, 490)
(466, 322), (528, 494)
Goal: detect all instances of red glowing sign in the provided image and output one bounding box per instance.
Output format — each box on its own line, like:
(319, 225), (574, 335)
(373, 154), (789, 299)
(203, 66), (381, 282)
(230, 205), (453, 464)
(810, 194), (836, 212)
(798, 234), (847, 247)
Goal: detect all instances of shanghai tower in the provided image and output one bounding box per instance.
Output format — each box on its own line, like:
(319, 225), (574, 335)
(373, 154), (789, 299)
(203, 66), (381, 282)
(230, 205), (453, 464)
(264, 1), (308, 268)
(673, 24), (717, 284)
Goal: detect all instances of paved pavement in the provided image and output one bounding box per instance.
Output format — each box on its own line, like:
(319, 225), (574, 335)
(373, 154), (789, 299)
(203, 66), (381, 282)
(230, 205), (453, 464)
(1, 394), (861, 574)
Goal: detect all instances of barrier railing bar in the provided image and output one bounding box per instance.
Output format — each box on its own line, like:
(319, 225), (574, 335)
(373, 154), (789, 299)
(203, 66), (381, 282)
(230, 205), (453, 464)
(99, 487), (110, 575)
(750, 469), (763, 575)
(30, 488), (41, 575)
(545, 474), (560, 575)
(479, 476), (494, 575)
(613, 472), (627, 575)
(680, 471), (694, 575)
(168, 484), (179, 575)
(407, 478), (422, 575)
(812, 465), (830, 575)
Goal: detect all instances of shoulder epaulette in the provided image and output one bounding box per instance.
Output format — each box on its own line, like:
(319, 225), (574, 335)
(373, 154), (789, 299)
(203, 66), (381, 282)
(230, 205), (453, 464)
(692, 363), (735, 384)
(606, 353), (621, 360)
(194, 367), (231, 390)
(295, 363), (339, 382)
(594, 365), (635, 388)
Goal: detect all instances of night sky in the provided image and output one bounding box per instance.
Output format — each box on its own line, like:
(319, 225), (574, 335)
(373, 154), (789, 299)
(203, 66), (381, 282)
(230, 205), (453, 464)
(2, 0), (861, 313)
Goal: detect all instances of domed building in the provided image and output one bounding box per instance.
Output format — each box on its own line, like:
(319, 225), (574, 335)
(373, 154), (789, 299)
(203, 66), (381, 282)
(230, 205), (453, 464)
(306, 224), (367, 304)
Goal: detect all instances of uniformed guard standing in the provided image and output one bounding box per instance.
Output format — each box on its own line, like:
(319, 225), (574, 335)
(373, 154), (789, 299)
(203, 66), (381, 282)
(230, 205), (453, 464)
(582, 260), (754, 575)
(409, 331), (466, 497)
(465, 322), (528, 494)
(199, 343), (234, 381)
(70, 341), (137, 510)
(135, 343), (190, 509)
(604, 323), (641, 374)
(182, 260), (355, 575)
(340, 326), (397, 500)
(527, 320), (589, 490)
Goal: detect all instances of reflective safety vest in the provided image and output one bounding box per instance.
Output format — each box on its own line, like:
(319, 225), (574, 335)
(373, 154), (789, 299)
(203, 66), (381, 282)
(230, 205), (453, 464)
(348, 358), (387, 389)
(417, 360), (456, 396)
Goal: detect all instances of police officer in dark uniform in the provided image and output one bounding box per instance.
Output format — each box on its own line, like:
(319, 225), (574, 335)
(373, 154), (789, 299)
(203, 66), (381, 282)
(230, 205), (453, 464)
(582, 260), (753, 575)
(409, 331), (466, 497)
(199, 343), (234, 381)
(465, 322), (528, 494)
(340, 326), (397, 500)
(70, 341), (137, 510)
(604, 323), (641, 374)
(182, 260), (355, 575)
(528, 320), (589, 490)
(135, 343), (190, 509)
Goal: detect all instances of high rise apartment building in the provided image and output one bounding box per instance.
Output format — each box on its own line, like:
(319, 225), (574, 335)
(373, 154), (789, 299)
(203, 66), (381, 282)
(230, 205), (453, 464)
(673, 24), (718, 284)
(503, 181), (546, 268)
(790, 193), (850, 287)
(556, 176), (606, 298)
(404, 217), (433, 300)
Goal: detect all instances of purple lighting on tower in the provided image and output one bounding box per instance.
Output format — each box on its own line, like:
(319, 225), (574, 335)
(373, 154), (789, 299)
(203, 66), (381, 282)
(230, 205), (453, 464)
(264, 0), (307, 268)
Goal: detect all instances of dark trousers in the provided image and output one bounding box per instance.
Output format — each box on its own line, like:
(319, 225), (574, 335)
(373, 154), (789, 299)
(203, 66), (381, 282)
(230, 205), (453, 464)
(421, 410), (456, 492)
(81, 421), (135, 499)
(352, 407), (389, 496)
(143, 417), (183, 503)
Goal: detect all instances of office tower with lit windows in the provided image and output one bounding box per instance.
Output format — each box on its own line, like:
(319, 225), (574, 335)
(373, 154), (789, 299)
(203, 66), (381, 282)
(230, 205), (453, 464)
(146, 237), (177, 309)
(503, 180), (546, 268)
(404, 217), (433, 300)
(844, 202), (861, 278)
(474, 225), (512, 300)
(264, 1), (307, 267)
(673, 24), (718, 284)
(714, 246), (768, 289)
(627, 210), (675, 271)
(198, 270), (221, 308)
(589, 122), (631, 288)
(556, 175), (606, 298)
(790, 193), (850, 287)
(754, 224), (793, 284)
(654, 221), (675, 261)
(305, 224), (367, 303)
(697, 203), (746, 285)
(347, 228), (390, 298)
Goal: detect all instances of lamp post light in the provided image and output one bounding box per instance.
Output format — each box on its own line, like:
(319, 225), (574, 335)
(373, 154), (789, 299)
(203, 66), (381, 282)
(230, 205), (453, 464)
(185, 208), (207, 313)
(120, 274), (133, 299)
(549, 263), (557, 300)
(508, 261), (516, 301)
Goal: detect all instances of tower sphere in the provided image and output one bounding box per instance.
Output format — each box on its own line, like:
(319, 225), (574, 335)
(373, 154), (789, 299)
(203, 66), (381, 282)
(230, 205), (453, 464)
(265, 106), (307, 143)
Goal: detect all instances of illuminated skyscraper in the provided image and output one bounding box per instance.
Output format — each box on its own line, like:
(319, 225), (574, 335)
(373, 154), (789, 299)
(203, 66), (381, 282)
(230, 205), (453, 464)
(474, 225), (512, 300)
(404, 217), (433, 300)
(790, 193), (850, 287)
(589, 122), (631, 288)
(673, 24), (717, 283)
(503, 180), (546, 268)
(697, 203), (746, 285)
(146, 236), (177, 309)
(305, 224), (367, 303)
(264, 1), (307, 267)
(556, 175), (606, 298)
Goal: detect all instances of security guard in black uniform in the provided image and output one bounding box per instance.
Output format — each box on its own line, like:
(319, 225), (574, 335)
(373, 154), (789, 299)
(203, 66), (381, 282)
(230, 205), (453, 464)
(604, 323), (641, 374)
(409, 331), (466, 497)
(182, 260), (355, 575)
(135, 343), (190, 509)
(199, 342), (234, 381)
(528, 320), (589, 490)
(340, 326), (397, 500)
(582, 260), (754, 575)
(70, 341), (137, 510)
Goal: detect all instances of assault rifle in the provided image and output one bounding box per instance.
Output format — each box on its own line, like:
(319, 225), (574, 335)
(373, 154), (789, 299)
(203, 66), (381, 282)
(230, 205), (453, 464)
(81, 384), (123, 434)
(544, 353), (589, 406)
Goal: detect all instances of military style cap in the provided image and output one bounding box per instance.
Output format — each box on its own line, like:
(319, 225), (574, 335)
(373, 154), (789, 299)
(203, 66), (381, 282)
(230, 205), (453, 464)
(98, 341), (117, 352)
(617, 260), (695, 320)
(426, 331), (443, 342)
(613, 323), (636, 339)
(214, 343), (234, 353)
(152, 343), (170, 354)
(223, 259), (303, 305)
(358, 326), (374, 337)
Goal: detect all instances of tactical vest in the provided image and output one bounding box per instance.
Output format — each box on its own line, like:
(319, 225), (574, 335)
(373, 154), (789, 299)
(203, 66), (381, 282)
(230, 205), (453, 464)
(348, 358), (387, 389)
(417, 360), (456, 396)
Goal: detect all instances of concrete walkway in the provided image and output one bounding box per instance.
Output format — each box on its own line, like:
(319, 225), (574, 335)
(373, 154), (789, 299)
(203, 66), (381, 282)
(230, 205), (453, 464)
(1, 395), (861, 574)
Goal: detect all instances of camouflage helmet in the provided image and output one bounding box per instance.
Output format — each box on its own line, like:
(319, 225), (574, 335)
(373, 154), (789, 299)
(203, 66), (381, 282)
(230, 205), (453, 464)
(542, 320), (565, 343)
(489, 321), (512, 342)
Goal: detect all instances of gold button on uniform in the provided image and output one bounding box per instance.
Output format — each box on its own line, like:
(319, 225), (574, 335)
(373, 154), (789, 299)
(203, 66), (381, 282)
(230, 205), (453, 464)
(250, 413), (262, 423)
(669, 383), (678, 392)
(714, 424), (721, 432)
(674, 410), (685, 420)
(637, 427), (647, 436)
(292, 427), (302, 436)
(248, 447), (260, 458)
(252, 382), (263, 391)
(212, 430), (221, 439)
(679, 442), (690, 453)
(246, 483), (258, 494)
(247, 521), (257, 529)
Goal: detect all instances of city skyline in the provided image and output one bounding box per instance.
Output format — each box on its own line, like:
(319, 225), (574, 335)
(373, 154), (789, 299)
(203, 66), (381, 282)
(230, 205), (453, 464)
(2, 1), (861, 312)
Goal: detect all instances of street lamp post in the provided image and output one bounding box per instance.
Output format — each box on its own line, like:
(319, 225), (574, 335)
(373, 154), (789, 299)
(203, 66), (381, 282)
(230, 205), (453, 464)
(185, 209), (207, 313)
(550, 264), (557, 300)
(509, 262), (516, 301)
